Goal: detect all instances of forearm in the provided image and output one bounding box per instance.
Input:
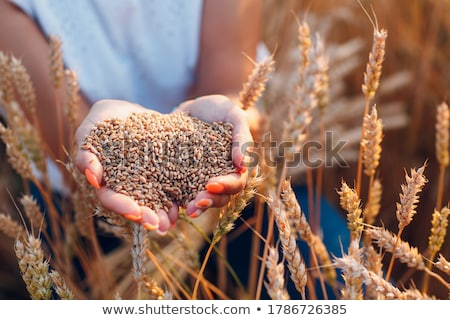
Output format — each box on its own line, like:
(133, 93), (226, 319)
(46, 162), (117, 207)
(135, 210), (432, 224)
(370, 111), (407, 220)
(0, 0), (89, 160)
(193, 0), (261, 98)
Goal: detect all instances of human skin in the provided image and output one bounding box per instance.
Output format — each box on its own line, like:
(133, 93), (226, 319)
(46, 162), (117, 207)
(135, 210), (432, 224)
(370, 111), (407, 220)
(0, 0), (261, 233)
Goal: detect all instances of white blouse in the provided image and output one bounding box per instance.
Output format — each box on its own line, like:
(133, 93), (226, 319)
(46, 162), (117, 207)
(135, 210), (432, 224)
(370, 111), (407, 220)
(11, 0), (204, 113)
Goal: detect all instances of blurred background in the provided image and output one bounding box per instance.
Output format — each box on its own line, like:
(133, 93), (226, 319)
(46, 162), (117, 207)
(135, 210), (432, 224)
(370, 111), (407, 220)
(1, 0), (450, 299)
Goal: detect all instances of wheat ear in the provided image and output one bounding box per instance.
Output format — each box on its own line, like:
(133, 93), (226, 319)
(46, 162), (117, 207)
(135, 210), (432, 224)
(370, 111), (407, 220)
(239, 54), (275, 110)
(264, 246), (290, 300)
(435, 102), (449, 209)
(338, 180), (363, 241)
(15, 234), (52, 299)
(270, 197), (307, 297)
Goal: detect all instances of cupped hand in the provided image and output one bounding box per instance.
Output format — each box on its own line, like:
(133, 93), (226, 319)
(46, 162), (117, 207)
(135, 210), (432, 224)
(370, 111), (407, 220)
(176, 94), (253, 217)
(74, 95), (253, 234)
(74, 99), (178, 234)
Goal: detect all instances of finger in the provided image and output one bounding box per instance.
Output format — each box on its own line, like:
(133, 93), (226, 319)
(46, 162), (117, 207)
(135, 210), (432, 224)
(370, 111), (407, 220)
(167, 203), (179, 228)
(156, 209), (171, 235)
(226, 107), (254, 171)
(96, 187), (140, 216)
(140, 206), (160, 231)
(76, 149), (104, 187)
(206, 172), (247, 195)
(186, 190), (230, 217)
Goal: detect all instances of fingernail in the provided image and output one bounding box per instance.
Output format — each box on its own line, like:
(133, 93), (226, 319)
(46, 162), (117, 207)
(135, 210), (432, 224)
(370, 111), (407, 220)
(157, 229), (168, 236)
(236, 166), (247, 174)
(123, 213), (142, 222)
(196, 198), (213, 209)
(189, 209), (203, 218)
(143, 222), (159, 231)
(85, 168), (100, 189)
(206, 182), (224, 193)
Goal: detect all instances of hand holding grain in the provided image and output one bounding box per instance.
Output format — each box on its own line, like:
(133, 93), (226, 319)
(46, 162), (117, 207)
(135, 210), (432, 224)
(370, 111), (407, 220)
(74, 96), (252, 234)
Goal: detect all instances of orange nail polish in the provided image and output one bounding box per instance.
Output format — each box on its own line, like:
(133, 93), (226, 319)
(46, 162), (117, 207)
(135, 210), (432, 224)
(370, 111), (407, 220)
(85, 168), (100, 189)
(206, 182), (224, 193)
(123, 213), (142, 222)
(196, 199), (213, 209)
(189, 209), (202, 218)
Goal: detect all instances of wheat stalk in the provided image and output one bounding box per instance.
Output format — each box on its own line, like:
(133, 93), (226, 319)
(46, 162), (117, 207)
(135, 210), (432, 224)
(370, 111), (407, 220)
(15, 234), (52, 299)
(334, 253), (406, 300)
(338, 180), (363, 241)
(435, 254), (450, 275)
(361, 105), (383, 177)
(239, 55), (275, 110)
(340, 240), (364, 299)
(264, 246), (290, 300)
(367, 227), (425, 270)
(49, 270), (75, 299)
(269, 197), (307, 297)
(396, 162), (428, 232)
(435, 101), (449, 209)
(0, 213), (24, 240)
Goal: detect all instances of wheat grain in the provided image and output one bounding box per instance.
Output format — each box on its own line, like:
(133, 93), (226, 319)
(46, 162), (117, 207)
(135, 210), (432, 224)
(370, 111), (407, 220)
(82, 112), (235, 213)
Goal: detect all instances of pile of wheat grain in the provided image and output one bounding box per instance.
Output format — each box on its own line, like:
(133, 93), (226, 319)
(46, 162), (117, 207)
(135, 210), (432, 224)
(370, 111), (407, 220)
(81, 111), (235, 211)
